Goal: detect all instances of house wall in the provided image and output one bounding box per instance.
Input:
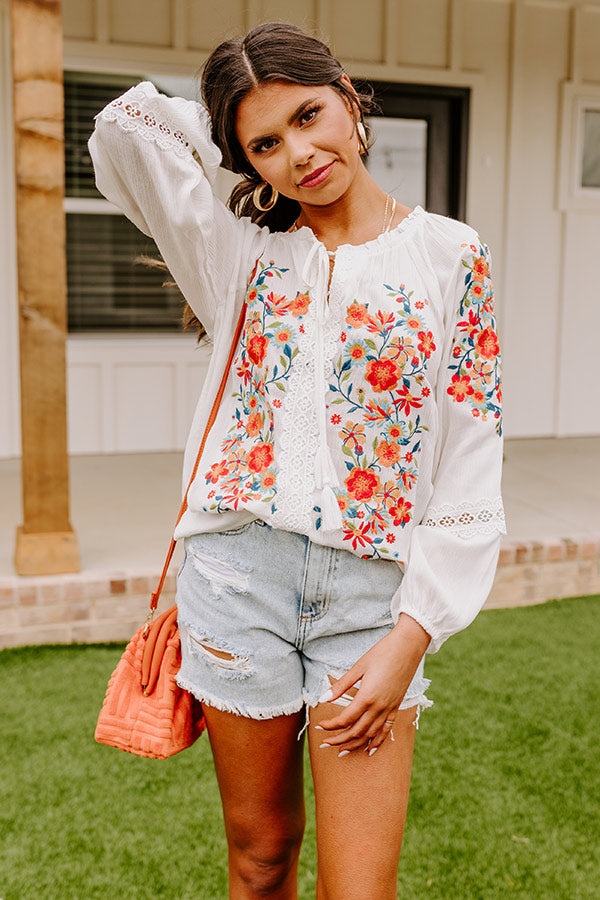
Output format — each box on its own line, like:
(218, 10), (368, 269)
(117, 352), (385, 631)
(2, 0), (600, 457)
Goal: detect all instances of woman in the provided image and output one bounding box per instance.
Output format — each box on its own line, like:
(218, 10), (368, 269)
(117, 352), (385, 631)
(89, 21), (504, 899)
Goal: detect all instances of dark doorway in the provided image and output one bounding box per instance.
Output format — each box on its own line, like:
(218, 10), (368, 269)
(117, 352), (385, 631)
(364, 81), (470, 220)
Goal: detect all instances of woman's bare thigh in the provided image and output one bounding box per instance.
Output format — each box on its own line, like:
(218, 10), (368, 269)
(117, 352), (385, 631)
(308, 703), (418, 900)
(202, 705), (307, 882)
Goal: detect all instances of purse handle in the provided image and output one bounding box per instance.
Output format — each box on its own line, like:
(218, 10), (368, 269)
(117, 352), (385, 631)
(144, 262), (259, 630)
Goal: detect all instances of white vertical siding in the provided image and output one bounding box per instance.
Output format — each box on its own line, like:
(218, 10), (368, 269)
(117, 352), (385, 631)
(66, 336), (211, 453)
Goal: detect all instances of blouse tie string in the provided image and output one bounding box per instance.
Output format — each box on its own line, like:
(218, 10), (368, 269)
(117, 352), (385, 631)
(302, 242), (344, 533)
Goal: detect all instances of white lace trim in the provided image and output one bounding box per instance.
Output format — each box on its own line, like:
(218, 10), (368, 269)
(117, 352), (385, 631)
(423, 497), (506, 538)
(272, 311), (318, 532)
(272, 262), (340, 533)
(96, 84), (193, 158)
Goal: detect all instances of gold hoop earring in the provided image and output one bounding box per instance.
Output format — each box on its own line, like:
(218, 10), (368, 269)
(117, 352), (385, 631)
(252, 181), (279, 212)
(357, 120), (368, 155)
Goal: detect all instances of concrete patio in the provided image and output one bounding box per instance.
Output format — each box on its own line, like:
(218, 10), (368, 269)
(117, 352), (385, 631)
(1, 437), (599, 649)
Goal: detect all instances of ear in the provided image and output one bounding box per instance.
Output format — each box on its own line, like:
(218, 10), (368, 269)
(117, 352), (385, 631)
(340, 73), (356, 96)
(339, 73), (361, 122)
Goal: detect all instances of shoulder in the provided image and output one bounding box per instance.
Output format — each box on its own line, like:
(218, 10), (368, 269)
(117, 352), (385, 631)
(420, 210), (483, 263)
(415, 211), (492, 305)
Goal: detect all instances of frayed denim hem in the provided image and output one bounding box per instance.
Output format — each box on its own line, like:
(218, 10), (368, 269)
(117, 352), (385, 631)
(301, 673), (434, 734)
(175, 673), (305, 720)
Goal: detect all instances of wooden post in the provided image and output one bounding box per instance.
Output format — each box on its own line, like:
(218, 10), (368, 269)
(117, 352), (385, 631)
(11, 0), (80, 575)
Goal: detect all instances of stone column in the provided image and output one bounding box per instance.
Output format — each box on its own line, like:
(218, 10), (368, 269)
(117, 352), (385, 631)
(11, 0), (80, 575)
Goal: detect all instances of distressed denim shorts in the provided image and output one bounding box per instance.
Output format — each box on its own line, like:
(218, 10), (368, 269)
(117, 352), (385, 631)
(175, 520), (432, 723)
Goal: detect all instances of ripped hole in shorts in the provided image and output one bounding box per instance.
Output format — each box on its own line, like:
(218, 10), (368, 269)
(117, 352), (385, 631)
(187, 630), (252, 677)
(188, 548), (250, 594)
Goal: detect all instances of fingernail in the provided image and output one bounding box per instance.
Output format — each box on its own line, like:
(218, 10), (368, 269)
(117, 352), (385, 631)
(338, 750), (350, 758)
(319, 688), (333, 703)
(314, 725), (324, 731)
(319, 742), (331, 749)
(368, 746), (378, 756)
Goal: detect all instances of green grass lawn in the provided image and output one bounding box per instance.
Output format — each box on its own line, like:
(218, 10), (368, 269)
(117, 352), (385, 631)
(1, 595), (598, 899)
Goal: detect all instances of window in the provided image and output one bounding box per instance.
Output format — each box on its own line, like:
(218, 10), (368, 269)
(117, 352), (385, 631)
(558, 83), (600, 211)
(582, 108), (600, 189)
(366, 82), (470, 220)
(64, 72), (184, 332)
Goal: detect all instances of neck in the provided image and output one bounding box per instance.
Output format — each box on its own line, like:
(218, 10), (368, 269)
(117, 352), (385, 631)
(294, 165), (390, 251)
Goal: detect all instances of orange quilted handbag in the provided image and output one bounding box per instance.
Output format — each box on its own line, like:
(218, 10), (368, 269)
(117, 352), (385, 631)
(94, 607), (205, 758)
(95, 297), (249, 759)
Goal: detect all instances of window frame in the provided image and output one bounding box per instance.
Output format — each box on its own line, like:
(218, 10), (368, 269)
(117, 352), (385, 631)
(367, 80), (470, 220)
(558, 81), (600, 211)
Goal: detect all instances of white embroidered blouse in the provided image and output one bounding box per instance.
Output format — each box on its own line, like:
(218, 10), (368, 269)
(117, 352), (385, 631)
(89, 81), (506, 654)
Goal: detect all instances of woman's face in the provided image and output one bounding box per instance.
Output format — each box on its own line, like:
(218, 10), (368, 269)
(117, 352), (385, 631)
(235, 79), (362, 207)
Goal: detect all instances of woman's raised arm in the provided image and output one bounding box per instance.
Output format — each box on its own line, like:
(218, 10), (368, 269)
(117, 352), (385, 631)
(88, 81), (266, 338)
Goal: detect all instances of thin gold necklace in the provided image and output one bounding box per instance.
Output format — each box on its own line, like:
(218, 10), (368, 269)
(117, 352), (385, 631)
(291, 194), (396, 250)
(383, 196), (397, 233)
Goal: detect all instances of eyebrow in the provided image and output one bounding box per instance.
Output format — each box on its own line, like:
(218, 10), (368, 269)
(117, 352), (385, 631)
(246, 97), (321, 149)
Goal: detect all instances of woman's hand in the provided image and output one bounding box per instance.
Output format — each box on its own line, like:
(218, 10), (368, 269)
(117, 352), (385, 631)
(316, 614), (431, 756)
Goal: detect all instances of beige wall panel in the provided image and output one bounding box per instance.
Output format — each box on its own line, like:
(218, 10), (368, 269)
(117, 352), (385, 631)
(62, 0), (95, 40)
(462, 0), (510, 73)
(462, 1), (511, 287)
(330, 0), (385, 63)
(258, 0), (317, 30)
(580, 7), (600, 83)
(67, 364), (102, 453)
(188, 0), (246, 50)
(502, 2), (570, 437)
(396, 0), (449, 69)
(109, 0), (172, 47)
(556, 213), (600, 435)
(114, 364), (176, 451)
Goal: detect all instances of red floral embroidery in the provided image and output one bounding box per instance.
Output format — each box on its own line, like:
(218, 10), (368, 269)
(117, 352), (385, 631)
(448, 242), (502, 434)
(329, 282), (432, 558)
(417, 330), (436, 358)
(289, 292), (310, 316)
(375, 440), (402, 467)
(206, 460), (229, 483)
(389, 498), (412, 527)
(476, 325), (500, 360)
(247, 333), (267, 367)
(247, 442), (274, 473)
(472, 255), (489, 282)
(345, 302), (370, 328)
(246, 411), (263, 437)
(447, 373), (474, 402)
(345, 467), (382, 501)
(204, 262), (311, 513)
(365, 357), (401, 393)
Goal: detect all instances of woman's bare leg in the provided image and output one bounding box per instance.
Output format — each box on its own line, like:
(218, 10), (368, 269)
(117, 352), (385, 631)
(202, 705), (306, 900)
(308, 702), (418, 900)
